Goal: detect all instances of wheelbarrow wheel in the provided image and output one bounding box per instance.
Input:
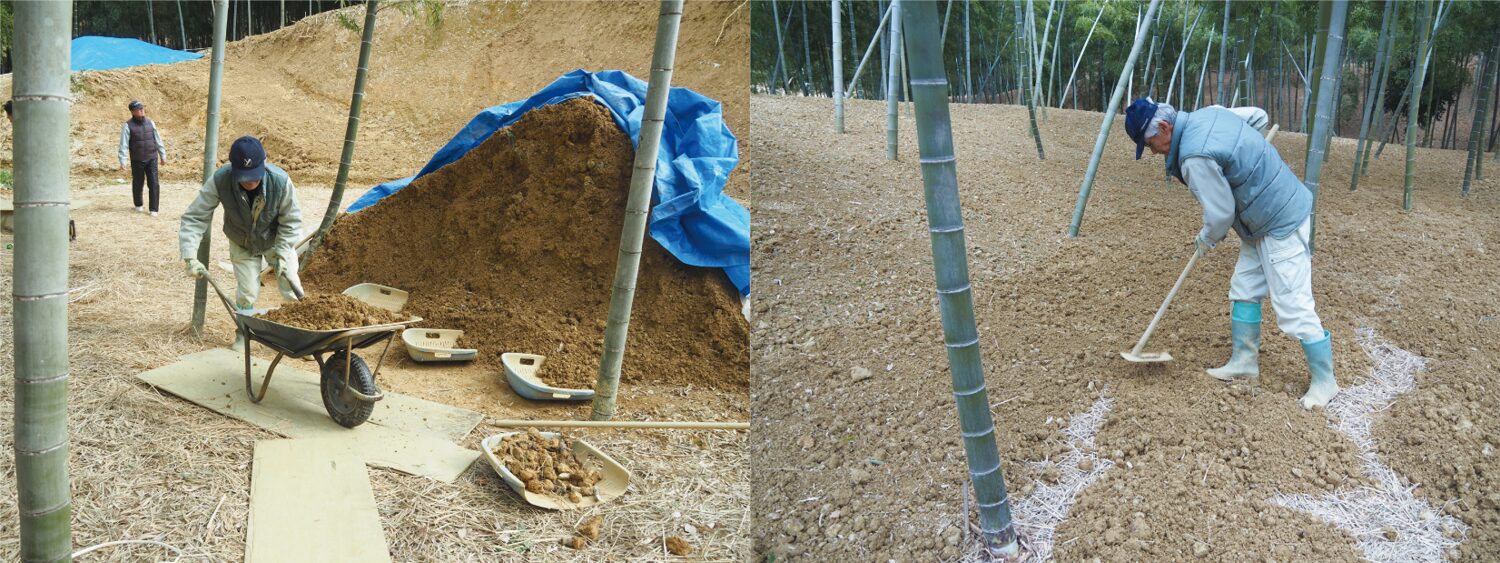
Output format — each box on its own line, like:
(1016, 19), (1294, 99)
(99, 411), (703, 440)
(321, 351), (376, 428)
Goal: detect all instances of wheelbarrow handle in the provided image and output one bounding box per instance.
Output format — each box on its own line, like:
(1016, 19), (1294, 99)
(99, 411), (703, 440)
(201, 274), (243, 322)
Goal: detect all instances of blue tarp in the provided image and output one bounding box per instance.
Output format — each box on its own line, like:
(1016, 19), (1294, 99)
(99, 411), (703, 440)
(347, 69), (750, 296)
(71, 36), (203, 72)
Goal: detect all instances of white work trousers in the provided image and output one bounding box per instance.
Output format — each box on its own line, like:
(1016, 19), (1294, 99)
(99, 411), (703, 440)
(228, 239), (301, 310)
(1227, 218), (1324, 342)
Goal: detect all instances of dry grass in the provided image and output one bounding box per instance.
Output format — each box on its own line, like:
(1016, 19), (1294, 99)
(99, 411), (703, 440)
(0, 179), (748, 561)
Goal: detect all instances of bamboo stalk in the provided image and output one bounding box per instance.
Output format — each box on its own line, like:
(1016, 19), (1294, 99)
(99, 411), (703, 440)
(1060, 0), (1108, 108)
(191, 0), (230, 337)
(846, 2), (894, 98)
(1216, 0), (1229, 104)
(13, 2), (74, 559)
(1017, 0), (1044, 159)
(1463, 42), (1498, 193)
(900, 1), (1018, 556)
(310, 0), (378, 253)
(887, 0), (902, 160)
(965, 0), (972, 102)
(1357, 1), (1399, 182)
(770, 0), (787, 92)
(1195, 25), (1214, 108)
(1068, 0), (1162, 238)
(492, 420), (748, 430)
(833, 0), (845, 132)
(590, 0), (682, 422)
(1404, 0), (1435, 211)
(1305, 0), (1348, 254)
(1350, 0), (1394, 192)
(800, 1), (813, 95)
(1165, 7), (1204, 104)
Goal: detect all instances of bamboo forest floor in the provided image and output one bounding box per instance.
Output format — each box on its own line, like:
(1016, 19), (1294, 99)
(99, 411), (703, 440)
(0, 181), (747, 561)
(751, 94), (1500, 562)
(0, 2), (752, 561)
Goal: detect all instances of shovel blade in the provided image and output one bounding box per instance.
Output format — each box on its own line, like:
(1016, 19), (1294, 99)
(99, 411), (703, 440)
(1120, 350), (1173, 363)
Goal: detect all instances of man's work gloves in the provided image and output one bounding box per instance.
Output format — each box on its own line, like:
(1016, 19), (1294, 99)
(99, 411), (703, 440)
(185, 258), (208, 279)
(1194, 235), (1213, 256)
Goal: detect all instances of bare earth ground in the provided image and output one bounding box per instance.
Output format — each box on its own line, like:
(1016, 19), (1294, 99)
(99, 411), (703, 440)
(751, 95), (1500, 562)
(0, 1), (750, 560)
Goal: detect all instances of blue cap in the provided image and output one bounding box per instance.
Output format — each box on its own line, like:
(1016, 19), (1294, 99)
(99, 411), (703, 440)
(1124, 98), (1158, 160)
(229, 136), (267, 184)
(128, 100), (144, 110)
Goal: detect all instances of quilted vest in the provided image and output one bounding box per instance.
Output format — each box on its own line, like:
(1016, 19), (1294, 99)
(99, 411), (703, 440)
(213, 163), (290, 255)
(127, 118), (159, 162)
(1166, 107), (1311, 239)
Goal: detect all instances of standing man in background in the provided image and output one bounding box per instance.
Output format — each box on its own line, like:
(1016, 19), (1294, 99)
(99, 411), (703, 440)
(119, 100), (167, 216)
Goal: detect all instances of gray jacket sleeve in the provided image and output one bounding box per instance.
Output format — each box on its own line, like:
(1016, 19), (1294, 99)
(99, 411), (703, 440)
(274, 178), (305, 260)
(118, 123), (130, 167)
(179, 177), (221, 260)
(153, 121), (167, 161)
(1182, 156), (1236, 247)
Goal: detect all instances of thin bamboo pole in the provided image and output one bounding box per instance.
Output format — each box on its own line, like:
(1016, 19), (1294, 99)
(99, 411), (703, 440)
(847, 3), (894, 97)
(770, 0), (787, 93)
(1016, 0), (1044, 159)
(801, 1), (813, 95)
(12, 2), (74, 559)
(1350, 0), (1394, 192)
(1481, 41), (1500, 177)
(1463, 44), (1498, 193)
(191, 0), (230, 337)
(177, 0), (188, 49)
(833, 0), (845, 132)
(591, 0), (683, 422)
(1195, 25), (1214, 108)
(1217, 0), (1229, 104)
(900, 1), (1018, 556)
(1305, 0), (1348, 254)
(1404, 0), (1434, 211)
(310, 1), (377, 252)
(965, 0), (972, 103)
(1068, 0), (1161, 238)
(887, 0), (902, 160)
(1060, 0), (1107, 108)
(1357, 1), (1399, 181)
(1165, 7), (1204, 104)
(147, 0), (158, 44)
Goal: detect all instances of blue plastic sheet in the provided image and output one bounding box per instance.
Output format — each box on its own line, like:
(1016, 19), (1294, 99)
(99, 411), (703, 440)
(71, 36), (203, 72)
(347, 70), (749, 296)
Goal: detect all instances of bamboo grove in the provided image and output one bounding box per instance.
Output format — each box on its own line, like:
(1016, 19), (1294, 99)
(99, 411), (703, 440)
(752, 1), (1500, 174)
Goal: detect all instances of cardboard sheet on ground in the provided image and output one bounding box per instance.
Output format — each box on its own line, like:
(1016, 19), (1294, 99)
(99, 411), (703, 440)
(248, 439), (391, 563)
(138, 348), (482, 482)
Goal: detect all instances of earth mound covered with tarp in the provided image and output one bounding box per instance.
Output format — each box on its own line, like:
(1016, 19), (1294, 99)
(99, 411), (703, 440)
(71, 36), (203, 72)
(304, 97), (748, 390)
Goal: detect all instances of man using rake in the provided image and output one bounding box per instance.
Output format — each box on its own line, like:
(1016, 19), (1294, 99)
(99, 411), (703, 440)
(1124, 97), (1337, 410)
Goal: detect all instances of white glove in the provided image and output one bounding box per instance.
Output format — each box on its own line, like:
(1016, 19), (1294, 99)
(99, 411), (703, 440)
(1194, 235), (1213, 255)
(185, 258), (207, 279)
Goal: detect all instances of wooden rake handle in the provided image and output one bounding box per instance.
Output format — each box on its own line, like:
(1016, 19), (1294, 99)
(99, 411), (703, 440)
(1129, 247), (1204, 356)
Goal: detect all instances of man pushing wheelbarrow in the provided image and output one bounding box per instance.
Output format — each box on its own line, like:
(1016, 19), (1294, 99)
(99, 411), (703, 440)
(179, 136), (305, 349)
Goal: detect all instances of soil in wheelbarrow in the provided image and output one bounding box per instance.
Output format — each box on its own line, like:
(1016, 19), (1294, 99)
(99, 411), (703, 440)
(303, 98), (748, 390)
(258, 293), (405, 331)
(494, 429), (605, 504)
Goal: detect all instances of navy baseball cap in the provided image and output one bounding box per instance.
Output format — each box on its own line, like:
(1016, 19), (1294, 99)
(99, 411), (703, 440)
(128, 100), (144, 110)
(229, 136), (267, 183)
(1124, 98), (1158, 160)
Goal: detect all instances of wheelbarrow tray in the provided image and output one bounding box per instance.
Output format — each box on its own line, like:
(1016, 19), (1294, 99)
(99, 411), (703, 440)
(237, 310), (422, 359)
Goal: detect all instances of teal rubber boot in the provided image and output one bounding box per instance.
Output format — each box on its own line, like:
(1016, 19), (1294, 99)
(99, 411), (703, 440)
(1299, 330), (1339, 409)
(1206, 301), (1261, 381)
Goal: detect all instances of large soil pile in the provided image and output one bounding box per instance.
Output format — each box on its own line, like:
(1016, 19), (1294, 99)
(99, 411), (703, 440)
(304, 98), (747, 390)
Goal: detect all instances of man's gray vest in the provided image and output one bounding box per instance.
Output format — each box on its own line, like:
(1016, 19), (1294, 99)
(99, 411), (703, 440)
(1166, 106), (1312, 239)
(213, 163), (290, 256)
(127, 118), (160, 162)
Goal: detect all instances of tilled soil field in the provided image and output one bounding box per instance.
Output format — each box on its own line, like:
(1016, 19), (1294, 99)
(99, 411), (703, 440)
(750, 95), (1500, 561)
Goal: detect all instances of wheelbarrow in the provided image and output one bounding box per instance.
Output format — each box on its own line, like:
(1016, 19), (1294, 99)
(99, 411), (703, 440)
(204, 275), (421, 428)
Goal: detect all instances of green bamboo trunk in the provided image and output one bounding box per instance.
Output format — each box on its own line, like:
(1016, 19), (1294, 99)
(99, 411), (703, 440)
(191, 0), (231, 337)
(900, 1), (1018, 555)
(1068, 0), (1162, 238)
(770, 0), (787, 92)
(1404, 0), (1434, 211)
(12, 2), (74, 560)
(887, 0), (902, 160)
(1216, 0), (1229, 103)
(1463, 43), (1498, 194)
(1304, 0), (1348, 254)
(591, 0), (683, 421)
(1016, 0), (1044, 159)
(1060, 1), (1107, 108)
(847, 3), (894, 98)
(312, 0), (379, 252)
(833, 0), (845, 132)
(1350, 0), (1394, 192)
(1481, 42), (1500, 178)
(1357, 2), (1399, 181)
(1304, 0), (1331, 165)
